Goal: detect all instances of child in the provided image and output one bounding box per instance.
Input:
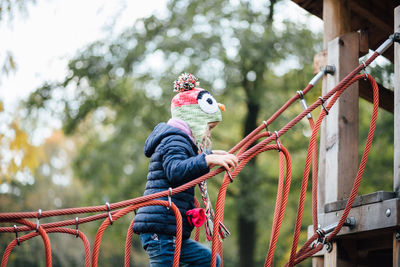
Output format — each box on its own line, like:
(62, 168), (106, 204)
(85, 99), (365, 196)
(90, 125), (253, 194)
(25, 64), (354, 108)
(133, 73), (238, 266)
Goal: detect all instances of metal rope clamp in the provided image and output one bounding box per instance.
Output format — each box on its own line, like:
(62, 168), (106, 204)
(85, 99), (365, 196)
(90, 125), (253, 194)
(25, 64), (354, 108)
(315, 228), (333, 253)
(316, 228), (325, 243)
(226, 170), (234, 183)
(105, 202), (113, 225)
(36, 209), (42, 233)
(75, 217), (79, 238)
(318, 97), (329, 115)
(361, 60), (368, 80)
(297, 91), (312, 119)
(322, 236), (333, 253)
(167, 187), (172, 210)
(263, 121), (271, 137)
(274, 131), (282, 152)
(14, 225), (20, 246)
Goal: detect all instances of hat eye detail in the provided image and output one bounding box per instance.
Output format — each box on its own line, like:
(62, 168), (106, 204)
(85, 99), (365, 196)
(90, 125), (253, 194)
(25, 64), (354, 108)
(197, 90), (219, 114)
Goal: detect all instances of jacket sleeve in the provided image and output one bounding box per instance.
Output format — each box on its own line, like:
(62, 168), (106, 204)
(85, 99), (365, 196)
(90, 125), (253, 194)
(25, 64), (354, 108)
(161, 136), (209, 185)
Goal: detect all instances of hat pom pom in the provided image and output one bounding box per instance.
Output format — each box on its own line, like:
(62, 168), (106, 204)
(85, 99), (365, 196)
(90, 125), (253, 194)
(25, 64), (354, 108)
(173, 73), (199, 92)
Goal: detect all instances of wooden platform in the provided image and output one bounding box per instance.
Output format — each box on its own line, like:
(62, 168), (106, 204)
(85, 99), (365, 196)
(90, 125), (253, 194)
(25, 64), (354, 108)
(309, 192), (400, 266)
(320, 191), (400, 236)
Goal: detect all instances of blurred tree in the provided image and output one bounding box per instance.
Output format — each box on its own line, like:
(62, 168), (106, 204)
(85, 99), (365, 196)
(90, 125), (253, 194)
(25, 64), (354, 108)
(1, 0), (394, 265)
(0, 0), (41, 184)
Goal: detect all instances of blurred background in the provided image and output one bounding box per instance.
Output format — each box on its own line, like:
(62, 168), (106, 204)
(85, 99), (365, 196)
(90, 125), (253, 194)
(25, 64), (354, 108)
(0, 0), (394, 266)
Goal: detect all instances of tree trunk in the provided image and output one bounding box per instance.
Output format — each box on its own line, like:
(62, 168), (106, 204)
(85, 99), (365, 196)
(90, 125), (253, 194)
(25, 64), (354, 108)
(238, 100), (259, 267)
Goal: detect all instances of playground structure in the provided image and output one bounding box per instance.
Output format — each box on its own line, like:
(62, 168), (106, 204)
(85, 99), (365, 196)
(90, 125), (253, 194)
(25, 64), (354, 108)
(0, 1), (399, 267)
(291, 0), (400, 266)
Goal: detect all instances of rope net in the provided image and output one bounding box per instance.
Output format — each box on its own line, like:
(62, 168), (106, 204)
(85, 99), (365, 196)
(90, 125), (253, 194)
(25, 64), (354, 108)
(0, 34), (396, 267)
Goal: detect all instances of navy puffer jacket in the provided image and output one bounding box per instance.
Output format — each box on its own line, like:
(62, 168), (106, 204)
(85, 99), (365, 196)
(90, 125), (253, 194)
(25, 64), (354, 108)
(133, 123), (210, 239)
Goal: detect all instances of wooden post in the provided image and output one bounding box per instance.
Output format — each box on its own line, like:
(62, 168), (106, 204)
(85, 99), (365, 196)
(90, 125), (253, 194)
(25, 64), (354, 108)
(394, 5), (400, 195)
(322, 0), (351, 48)
(393, 5), (400, 267)
(394, 232), (400, 267)
(318, 0), (353, 213)
(320, 0), (358, 205)
(323, 32), (359, 203)
(318, 0), (352, 215)
(316, 1), (357, 265)
(312, 257), (324, 267)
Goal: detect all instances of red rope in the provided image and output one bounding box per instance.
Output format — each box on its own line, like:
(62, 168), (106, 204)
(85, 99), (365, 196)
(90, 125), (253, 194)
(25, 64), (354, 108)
(287, 74), (379, 265)
(1, 219), (52, 267)
(265, 146), (292, 267)
(0, 47), (385, 266)
(124, 219), (135, 267)
(92, 200), (183, 267)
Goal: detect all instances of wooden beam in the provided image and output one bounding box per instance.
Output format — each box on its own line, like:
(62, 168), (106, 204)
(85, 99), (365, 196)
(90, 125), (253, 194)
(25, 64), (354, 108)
(394, 5), (400, 194)
(319, 198), (400, 236)
(349, 1), (393, 33)
(324, 191), (395, 213)
(359, 80), (394, 114)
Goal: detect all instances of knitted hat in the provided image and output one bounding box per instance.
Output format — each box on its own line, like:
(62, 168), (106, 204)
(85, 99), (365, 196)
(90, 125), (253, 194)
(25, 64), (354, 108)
(171, 73), (225, 145)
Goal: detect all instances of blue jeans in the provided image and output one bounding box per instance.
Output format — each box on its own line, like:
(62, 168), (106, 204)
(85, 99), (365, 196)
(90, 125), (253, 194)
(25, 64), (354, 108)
(140, 233), (221, 267)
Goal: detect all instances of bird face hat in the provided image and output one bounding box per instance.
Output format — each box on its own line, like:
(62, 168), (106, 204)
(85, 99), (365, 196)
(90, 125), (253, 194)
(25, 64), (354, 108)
(171, 73), (225, 145)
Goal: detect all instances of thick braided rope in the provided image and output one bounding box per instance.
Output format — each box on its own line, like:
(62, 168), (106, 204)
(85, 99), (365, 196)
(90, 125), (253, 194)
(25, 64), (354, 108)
(92, 200), (182, 267)
(0, 211), (119, 233)
(265, 146), (292, 267)
(327, 74), (379, 240)
(287, 74), (363, 266)
(1, 219), (52, 267)
(288, 74), (379, 265)
(308, 118), (319, 232)
(211, 144), (284, 267)
(124, 219), (135, 267)
(2, 227), (90, 267)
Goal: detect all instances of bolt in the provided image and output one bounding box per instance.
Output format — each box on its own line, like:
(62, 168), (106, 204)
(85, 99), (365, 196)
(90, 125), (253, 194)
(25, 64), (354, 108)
(396, 231), (400, 241)
(386, 208), (391, 217)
